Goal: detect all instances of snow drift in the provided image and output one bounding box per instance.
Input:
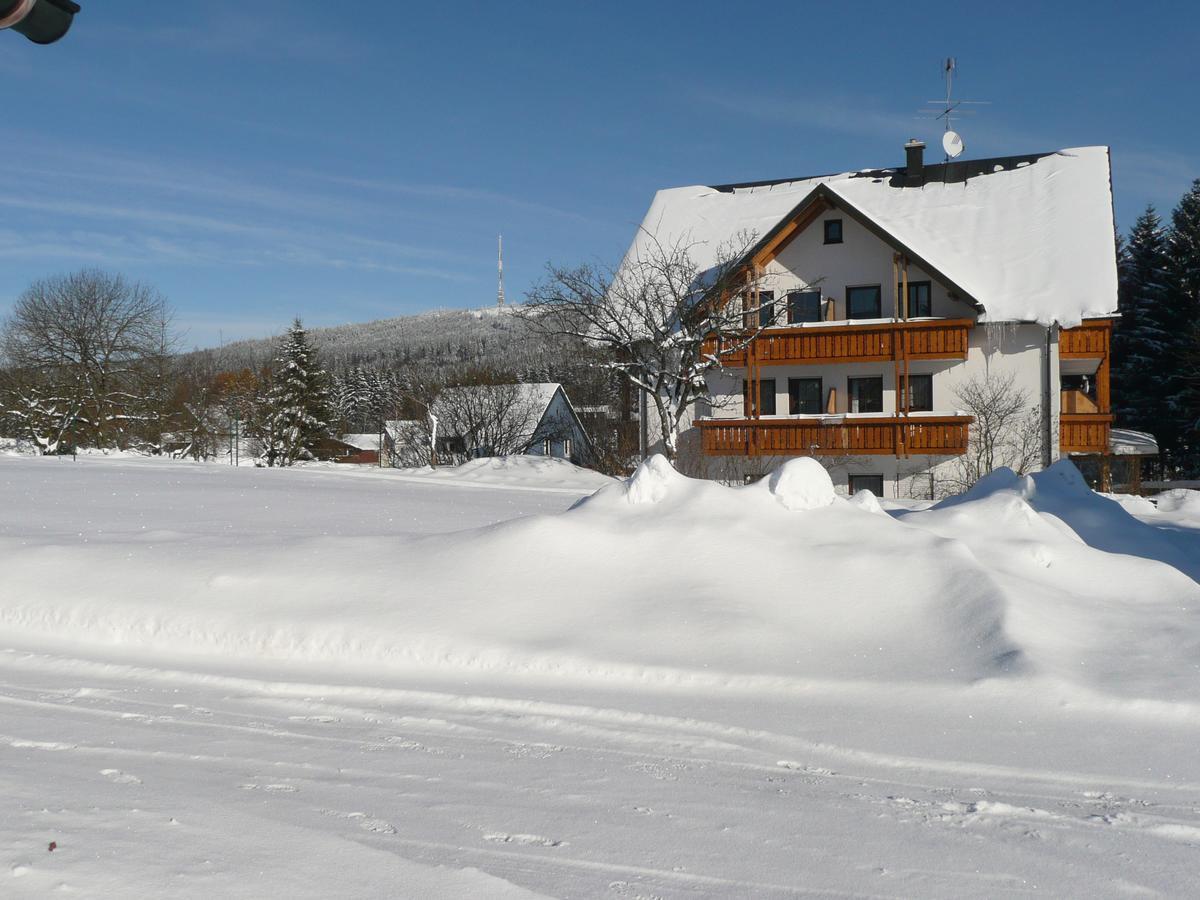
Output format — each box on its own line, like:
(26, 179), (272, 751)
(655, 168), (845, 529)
(1, 455), (1198, 703)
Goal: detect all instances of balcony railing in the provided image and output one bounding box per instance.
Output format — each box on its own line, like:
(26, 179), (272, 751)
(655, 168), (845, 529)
(696, 415), (973, 457)
(1060, 413), (1114, 454)
(1060, 321), (1112, 358)
(1061, 389), (1099, 415)
(704, 318), (973, 368)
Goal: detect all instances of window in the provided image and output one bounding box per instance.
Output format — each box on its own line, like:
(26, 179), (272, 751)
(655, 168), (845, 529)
(758, 290), (776, 328)
(742, 290), (775, 329)
(563, 438), (573, 458)
(742, 378), (777, 416)
(823, 219), (843, 244)
(788, 378), (823, 415)
(847, 376), (883, 413)
(543, 438), (551, 456)
(787, 290), (822, 324)
(847, 285), (882, 319)
(900, 280), (932, 318)
(905, 373), (933, 412)
(848, 474), (884, 497)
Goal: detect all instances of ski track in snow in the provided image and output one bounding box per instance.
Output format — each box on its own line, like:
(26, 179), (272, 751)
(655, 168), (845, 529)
(3, 649), (1200, 898)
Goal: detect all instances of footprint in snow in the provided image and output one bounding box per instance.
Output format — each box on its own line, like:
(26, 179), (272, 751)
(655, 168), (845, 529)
(776, 760), (837, 776)
(319, 809), (396, 834)
(346, 812), (396, 834)
(101, 769), (142, 785)
(238, 782), (298, 793)
(483, 832), (564, 848)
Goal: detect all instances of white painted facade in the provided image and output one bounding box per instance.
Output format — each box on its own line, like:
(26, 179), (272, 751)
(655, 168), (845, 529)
(654, 209), (1090, 498)
(629, 147), (1119, 498)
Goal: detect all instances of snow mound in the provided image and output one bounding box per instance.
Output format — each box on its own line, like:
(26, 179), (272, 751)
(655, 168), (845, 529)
(3, 455), (1199, 702)
(937, 461), (1200, 582)
(848, 488), (886, 515)
(1157, 489), (1200, 522)
(623, 453), (689, 505)
(762, 457), (836, 510)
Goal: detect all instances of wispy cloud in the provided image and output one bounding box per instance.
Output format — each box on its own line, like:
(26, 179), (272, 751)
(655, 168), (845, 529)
(89, 5), (361, 66)
(694, 88), (920, 144)
(310, 172), (602, 226)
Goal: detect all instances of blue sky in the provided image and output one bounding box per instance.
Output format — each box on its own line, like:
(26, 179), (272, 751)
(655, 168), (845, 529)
(2, 1), (1197, 348)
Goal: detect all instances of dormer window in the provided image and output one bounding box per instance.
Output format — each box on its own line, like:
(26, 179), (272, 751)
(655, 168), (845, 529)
(823, 219), (843, 244)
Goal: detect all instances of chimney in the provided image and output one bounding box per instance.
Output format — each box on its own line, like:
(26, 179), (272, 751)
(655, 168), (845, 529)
(904, 139), (925, 186)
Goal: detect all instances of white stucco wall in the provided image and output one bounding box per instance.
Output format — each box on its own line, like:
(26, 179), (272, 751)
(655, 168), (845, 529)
(760, 210), (978, 321)
(657, 207), (1070, 495)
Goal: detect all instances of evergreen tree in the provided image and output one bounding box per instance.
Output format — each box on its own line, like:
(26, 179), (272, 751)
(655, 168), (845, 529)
(264, 319), (329, 466)
(1166, 180), (1200, 470)
(1113, 206), (1171, 437)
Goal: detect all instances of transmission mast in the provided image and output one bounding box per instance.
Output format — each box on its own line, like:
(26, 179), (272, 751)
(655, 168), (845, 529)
(496, 234), (506, 308)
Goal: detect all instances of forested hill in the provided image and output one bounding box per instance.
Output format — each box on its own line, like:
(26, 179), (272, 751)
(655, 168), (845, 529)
(186, 305), (558, 377)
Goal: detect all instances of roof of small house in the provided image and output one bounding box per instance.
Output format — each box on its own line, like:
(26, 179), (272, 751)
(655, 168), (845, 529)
(1110, 428), (1159, 457)
(431, 383), (589, 451)
(340, 433), (383, 451)
(623, 146), (1118, 327)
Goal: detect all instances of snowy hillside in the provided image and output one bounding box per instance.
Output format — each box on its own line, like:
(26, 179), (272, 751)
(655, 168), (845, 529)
(2, 454), (1199, 896)
(186, 305), (539, 374)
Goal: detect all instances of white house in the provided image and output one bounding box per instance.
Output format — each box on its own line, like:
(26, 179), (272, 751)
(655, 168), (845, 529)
(398, 382), (593, 467)
(623, 143), (1120, 497)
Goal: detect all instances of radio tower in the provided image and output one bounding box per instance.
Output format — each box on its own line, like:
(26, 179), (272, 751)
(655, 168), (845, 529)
(496, 234), (506, 308)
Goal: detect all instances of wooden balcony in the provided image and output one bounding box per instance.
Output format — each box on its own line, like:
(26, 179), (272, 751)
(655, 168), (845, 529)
(1060, 413), (1115, 455)
(696, 415), (973, 457)
(705, 318), (973, 367)
(1059, 320), (1112, 358)
(1061, 389), (1099, 415)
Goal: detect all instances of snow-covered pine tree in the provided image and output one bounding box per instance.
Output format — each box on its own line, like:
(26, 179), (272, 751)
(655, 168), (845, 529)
(1166, 180), (1200, 470)
(1114, 206), (1172, 438)
(264, 319), (329, 466)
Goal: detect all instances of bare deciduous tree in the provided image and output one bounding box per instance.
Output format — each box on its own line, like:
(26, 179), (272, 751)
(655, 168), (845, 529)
(0, 269), (175, 453)
(523, 230), (770, 460)
(942, 371), (1044, 493)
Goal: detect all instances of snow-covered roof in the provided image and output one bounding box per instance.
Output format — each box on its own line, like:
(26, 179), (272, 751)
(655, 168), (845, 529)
(1110, 428), (1159, 456)
(624, 146), (1118, 327)
(340, 433), (383, 451)
(434, 383), (563, 415)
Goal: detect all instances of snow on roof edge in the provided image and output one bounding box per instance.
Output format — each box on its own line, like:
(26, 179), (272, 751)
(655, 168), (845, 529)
(622, 146), (1119, 327)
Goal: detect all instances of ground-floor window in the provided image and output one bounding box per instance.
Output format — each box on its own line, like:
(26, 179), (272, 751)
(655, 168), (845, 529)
(849, 474), (885, 497)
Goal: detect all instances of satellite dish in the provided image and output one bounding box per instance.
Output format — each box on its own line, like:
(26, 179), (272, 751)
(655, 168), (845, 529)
(943, 130), (965, 159)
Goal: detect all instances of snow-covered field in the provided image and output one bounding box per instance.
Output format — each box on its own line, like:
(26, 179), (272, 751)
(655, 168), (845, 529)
(2, 453), (1199, 898)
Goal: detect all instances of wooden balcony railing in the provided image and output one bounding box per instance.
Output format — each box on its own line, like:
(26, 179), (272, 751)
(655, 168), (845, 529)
(1060, 413), (1115, 455)
(1060, 320), (1112, 358)
(704, 318), (973, 367)
(696, 415), (973, 458)
(1061, 389), (1099, 414)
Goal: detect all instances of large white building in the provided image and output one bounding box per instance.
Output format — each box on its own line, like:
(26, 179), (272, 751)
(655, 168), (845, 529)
(624, 143), (1119, 497)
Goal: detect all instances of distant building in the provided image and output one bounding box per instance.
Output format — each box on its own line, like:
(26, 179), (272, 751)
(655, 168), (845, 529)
(390, 383), (593, 467)
(314, 433), (388, 465)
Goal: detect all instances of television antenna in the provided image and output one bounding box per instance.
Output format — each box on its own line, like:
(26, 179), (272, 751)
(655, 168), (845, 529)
(918, 57), (988, 161)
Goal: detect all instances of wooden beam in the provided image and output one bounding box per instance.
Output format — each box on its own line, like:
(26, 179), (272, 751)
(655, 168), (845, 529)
(751, 197), (832, 268)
